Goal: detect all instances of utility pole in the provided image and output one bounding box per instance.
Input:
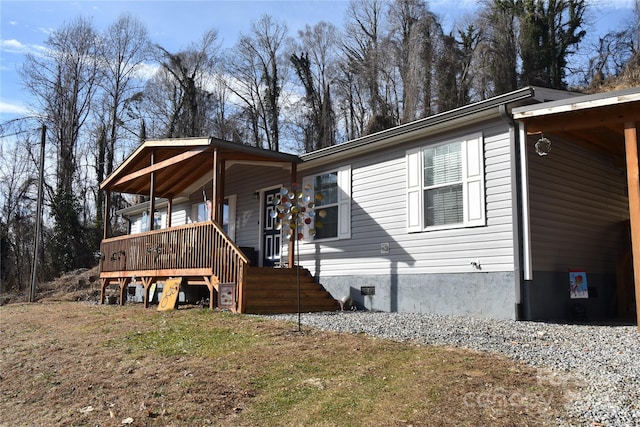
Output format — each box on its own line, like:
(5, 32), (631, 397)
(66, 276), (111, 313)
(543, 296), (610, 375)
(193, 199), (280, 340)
(29, 125), (46, 302)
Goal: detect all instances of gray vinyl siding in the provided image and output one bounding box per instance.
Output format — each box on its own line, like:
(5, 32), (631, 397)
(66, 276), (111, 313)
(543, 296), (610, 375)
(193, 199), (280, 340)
(528, 137), (629, 273)
(225, 164), (290, 251)
(296, 120), (517, 277)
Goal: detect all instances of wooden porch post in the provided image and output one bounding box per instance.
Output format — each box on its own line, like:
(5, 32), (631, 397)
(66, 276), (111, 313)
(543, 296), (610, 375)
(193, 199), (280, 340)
(166, 197), (173, 228)
(103, 191), (111, 239)
(119, 277), (130, 306)
(149, 150), (156, 231)
(100, 278), (107, 304)
(288, 162), (297, 268)
(216, 159), (226, 224)
(624, 121), (640, 332)
(211, 147), (219, 222)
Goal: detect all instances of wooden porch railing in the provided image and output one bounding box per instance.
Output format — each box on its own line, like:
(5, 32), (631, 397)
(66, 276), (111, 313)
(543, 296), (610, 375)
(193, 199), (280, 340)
(99, 221), (249, 310)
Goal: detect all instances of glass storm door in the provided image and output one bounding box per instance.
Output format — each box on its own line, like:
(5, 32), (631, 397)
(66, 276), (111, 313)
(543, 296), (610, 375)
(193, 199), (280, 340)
(262, 188), (281, 267)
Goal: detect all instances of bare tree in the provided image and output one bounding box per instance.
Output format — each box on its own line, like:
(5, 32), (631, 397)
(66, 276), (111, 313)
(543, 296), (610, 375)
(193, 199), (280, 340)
(387, 0), (441, 122)
(343, 0), (388, 125)
(290, 21), (340, 151)
(225, 15), (289, 151)
(145, 30), (220, 138)
(582, 0), (639, 90)
(518, 0), (587, 89)
(477, 0), (520, 95)
(0, 134), (39, 293)
(20, 16), (102, 273)
(95, 13), (151, 237)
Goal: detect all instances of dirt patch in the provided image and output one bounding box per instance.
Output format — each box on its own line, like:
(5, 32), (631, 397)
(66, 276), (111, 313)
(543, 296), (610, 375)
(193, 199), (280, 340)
(0, 272), (576, 426)
(0, 300), (575, 426)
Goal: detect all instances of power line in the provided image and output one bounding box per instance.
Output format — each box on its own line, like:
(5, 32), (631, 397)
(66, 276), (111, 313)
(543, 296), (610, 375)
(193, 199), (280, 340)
(0, 128), (40, 140)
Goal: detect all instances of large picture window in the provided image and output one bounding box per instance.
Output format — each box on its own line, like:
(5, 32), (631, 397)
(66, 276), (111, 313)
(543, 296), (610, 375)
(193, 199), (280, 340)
(406, 135), (485, 232)
(303, 165), (351, 240)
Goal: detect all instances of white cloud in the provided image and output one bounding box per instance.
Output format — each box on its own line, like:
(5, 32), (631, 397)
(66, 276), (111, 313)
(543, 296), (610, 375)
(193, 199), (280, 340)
(0, 38), (47, 56)
(0, 101), (31, 115)
(133, 62), (159, 81)
(1, 39), (27, 52)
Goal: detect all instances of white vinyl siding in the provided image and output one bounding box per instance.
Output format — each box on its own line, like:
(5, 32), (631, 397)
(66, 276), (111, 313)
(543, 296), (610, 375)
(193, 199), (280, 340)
(225, 165), (290, 250)
(406, 133), (485, 232)
(296, 123), (516, 277)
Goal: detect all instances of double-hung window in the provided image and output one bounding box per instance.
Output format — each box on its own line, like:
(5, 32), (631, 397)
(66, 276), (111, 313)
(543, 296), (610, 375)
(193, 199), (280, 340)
(302, 165), (351, 240)
(406, 134), (485, 231)
(192, 195), (236, 239)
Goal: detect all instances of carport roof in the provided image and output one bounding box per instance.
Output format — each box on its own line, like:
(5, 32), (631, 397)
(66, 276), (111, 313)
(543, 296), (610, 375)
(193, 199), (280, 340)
(513, 87), (640, 158)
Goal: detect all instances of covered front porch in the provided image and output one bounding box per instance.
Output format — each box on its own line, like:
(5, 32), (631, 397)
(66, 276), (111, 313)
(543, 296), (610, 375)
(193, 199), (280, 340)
(98, 137), (339, 313)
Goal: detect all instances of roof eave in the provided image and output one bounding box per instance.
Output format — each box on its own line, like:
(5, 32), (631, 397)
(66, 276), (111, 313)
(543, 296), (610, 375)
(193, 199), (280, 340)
(299, 87), (542, 168)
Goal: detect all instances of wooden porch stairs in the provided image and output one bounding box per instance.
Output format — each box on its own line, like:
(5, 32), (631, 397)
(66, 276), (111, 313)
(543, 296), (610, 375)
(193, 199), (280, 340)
(242, 266), (340, 314)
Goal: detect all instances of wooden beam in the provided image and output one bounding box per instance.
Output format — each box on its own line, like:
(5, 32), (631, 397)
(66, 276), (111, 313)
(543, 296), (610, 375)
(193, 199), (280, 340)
(204, 276), (218, 310)
(289, 162), (297, 268)
(216, 159), (226, 224)
(166, 197), (173, 228)
(100, 278), (107, 304)
(149, 150), (156, 232)
(119, 277), (130, 306)
(141, 277), (153, 309)
(112, 147), (207, 187)
(99, 268), (215, 279)
(623, 122), (640, 332)
(103, 191), (111, 239)
(524, 104), (640, 135)
(211, 147), (218, 222)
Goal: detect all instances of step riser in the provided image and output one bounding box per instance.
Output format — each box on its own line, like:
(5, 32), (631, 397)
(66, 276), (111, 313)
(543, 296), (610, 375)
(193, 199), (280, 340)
(243, 267), (339, 314)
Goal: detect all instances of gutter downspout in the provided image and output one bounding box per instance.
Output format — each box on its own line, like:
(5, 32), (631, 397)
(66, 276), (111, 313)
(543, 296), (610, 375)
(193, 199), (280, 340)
(500, 104), (532, 321)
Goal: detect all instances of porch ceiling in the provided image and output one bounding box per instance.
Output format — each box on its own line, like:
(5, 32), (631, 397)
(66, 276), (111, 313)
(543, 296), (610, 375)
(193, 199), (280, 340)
(513, 88), (640, 160)
(100, 137), (301, 198)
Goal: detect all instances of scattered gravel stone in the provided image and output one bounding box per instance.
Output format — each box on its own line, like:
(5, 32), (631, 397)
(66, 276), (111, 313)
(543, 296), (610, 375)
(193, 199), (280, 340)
(265, 311), (640, 426)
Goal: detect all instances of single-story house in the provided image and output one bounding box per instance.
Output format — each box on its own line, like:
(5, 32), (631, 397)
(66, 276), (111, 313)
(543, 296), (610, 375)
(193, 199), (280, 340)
(98, 86), (639, 328)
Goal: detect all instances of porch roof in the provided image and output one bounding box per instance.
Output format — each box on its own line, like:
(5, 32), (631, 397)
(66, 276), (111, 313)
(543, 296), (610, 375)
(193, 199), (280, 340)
(100, 137), (301, 198)
(512, 87), (640, 159)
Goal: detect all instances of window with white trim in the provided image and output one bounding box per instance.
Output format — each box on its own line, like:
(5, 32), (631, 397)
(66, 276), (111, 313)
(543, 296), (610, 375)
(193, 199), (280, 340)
(192, 195), (236, 240)
(406, 134), (485, 231)
(303, 165), (351, 240)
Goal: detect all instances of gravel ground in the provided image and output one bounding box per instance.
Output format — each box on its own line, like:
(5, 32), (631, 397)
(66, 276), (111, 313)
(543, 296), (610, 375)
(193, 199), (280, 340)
(267, 311), (640, 427)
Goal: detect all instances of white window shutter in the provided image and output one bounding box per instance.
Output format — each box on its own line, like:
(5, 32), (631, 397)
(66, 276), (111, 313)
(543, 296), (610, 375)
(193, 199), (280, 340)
(463, 135), (486, 226)
(406, 148), (423, 232)
(337, 165), (351, 239)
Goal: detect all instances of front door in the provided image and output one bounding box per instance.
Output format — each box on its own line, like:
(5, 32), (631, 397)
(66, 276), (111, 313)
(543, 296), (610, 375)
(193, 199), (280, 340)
(262, 188), (281, 267)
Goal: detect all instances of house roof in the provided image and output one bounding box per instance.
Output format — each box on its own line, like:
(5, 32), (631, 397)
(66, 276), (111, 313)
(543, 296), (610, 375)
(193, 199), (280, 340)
(512, 87), (640, 159)
(102, 86), (631, 199)
(298, 86), (576, 169)
(100, 137), (301, 198)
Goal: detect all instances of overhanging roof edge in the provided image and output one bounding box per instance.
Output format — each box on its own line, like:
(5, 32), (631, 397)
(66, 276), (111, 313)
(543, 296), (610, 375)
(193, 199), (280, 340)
(513, 87), (640, 119)
(300, 87), (539, 163)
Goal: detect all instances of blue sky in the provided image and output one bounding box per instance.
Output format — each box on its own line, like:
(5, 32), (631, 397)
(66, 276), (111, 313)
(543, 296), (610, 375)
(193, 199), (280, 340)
(0, 0), (636, 124)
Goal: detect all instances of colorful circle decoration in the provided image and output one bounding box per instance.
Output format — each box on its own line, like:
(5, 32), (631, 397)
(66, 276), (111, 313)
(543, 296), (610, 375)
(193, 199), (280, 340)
(269, 183), (325, 240)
